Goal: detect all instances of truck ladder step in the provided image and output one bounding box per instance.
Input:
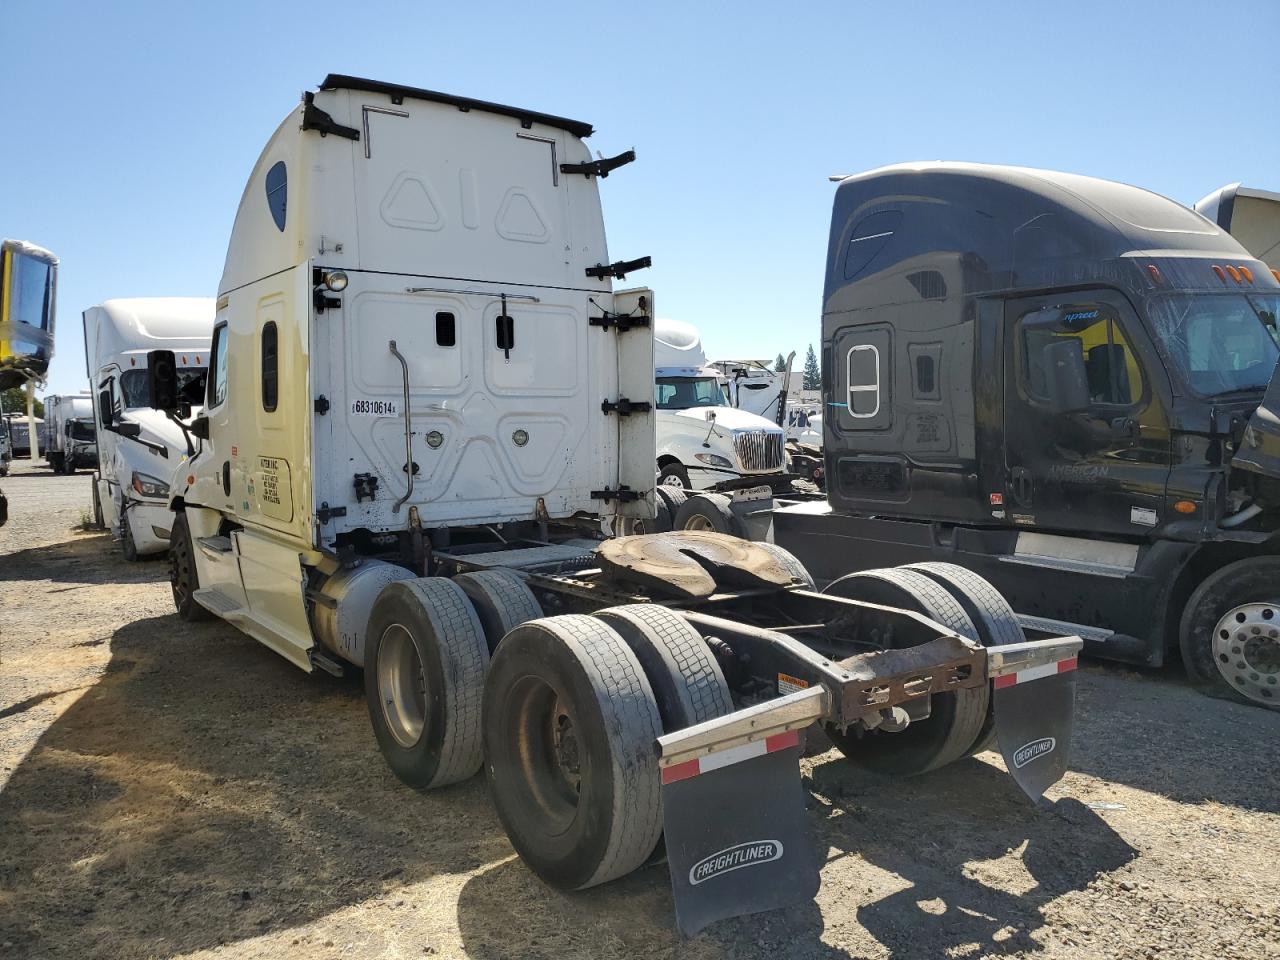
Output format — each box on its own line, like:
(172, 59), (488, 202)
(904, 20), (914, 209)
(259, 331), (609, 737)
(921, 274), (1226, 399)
(998, 553), (1131, 579)
(193, 587), (244, 617)
(196, 535), (234, 558)
(1016, 613), (1114, 644)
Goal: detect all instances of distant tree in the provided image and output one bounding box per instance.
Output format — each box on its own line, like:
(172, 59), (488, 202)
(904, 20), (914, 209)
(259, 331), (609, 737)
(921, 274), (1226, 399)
(802, 345), (820, 390)
(0, 387), (42, 419)
(774, 353), (787, 373)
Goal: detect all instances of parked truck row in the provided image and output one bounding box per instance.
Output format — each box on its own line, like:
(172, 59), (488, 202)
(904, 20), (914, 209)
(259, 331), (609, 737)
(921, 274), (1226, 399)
(11, 73), (1278, 933)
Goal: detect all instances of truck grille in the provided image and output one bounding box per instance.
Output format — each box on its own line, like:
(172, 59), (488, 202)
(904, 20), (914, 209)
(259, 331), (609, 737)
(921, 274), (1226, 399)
(735, 431), (784, 473)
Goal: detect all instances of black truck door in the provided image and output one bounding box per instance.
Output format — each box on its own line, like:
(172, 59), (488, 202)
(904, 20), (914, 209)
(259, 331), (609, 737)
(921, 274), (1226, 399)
(1002, 291), (1170, 537)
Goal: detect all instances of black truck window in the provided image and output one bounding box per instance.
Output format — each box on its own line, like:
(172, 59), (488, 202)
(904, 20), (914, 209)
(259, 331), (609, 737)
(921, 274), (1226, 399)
(261, 321), (279, 412)
(1019, 304), (1142, 407)
(209, 323), (229, 408)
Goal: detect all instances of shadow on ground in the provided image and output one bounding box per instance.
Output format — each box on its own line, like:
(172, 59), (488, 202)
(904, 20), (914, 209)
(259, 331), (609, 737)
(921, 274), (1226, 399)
(454, 754), (1135, 960)
(0, 613), (512, 959)
(0, 533), (165, 585)
(1064, 664), (1280, 813)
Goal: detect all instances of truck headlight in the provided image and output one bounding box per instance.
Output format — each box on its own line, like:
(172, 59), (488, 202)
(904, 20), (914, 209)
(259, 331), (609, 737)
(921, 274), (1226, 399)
(695, 453), (734, 469)
(131, 471), (169, 499)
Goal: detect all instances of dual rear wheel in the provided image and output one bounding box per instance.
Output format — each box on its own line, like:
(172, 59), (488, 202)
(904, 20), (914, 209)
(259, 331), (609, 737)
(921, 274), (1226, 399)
(365, 569), (733, 890)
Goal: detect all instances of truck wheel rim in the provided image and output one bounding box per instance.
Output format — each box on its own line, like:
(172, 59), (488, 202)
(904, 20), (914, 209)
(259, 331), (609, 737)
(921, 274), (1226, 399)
(510, 676), (580, 835)
(659, 474), (684, 488)
(1212, 603), (1280, 704)
(682, 514), (716, 532)
(378, 624), (428, 747)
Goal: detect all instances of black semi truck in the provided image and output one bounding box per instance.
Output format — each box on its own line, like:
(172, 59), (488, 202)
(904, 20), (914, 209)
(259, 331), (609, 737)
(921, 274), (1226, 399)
(774, 163), (1280, 708)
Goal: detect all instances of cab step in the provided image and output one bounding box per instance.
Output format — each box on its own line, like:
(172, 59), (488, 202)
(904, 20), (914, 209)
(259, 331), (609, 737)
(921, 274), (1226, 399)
(1016, 613), (1114, 644)
(196, 535), (234, 560)
(193, 587), (244, 617)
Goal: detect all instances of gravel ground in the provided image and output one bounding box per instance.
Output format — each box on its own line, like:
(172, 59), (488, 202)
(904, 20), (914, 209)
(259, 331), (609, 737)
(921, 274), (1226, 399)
(2, 458), (1279, 960)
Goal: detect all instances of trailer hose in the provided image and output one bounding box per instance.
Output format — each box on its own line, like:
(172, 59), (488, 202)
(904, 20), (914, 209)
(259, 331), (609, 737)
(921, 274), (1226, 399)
(1221, 502), (1263, 529)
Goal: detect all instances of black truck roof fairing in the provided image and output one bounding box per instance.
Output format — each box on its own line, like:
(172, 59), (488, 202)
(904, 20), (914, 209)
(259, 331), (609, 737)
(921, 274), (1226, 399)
(319, 74), (595, 139)
(823, 162), (1265, 318)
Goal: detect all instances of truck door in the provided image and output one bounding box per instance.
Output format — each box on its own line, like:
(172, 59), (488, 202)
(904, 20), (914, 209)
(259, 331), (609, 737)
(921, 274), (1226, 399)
(1002, 290), (1170, 537)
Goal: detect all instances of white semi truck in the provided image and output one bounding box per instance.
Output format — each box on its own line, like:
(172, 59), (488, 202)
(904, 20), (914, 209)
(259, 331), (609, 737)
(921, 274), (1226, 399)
(145, 75), (1083, 935)
(654, 318), (786, 492)
(83, 298), (212, 559)
(41, 393), (97, 474)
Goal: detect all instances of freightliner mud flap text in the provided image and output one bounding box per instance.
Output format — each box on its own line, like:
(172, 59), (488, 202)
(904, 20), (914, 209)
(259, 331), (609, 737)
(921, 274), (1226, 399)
(655, 635), (1082, 936)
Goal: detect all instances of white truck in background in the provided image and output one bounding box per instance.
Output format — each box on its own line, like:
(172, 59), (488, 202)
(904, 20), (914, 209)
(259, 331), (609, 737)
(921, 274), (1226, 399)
(654, 318), (786, 491)
(84, 298), (212, 559)
(1197, 183), (1280, 272)
(709, 356), (791, 423)
(42, 394), (97, 474)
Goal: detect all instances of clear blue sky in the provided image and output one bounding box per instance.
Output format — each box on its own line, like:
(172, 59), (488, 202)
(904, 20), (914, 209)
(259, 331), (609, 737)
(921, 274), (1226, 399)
(6, 0), (1278, 398)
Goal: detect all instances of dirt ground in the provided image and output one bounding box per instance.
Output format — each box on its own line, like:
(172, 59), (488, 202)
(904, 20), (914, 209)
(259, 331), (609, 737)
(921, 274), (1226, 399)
(1, 458), (1278, 960)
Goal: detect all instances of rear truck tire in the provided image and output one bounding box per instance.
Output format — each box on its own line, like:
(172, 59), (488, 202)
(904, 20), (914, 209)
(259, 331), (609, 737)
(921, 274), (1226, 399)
(483, 615), (664, 890)
(903, 561), (1027, 754)
(657, 462), (691, 490)
(1179, 556), (1280, 708)
(653, 495), (674, 533)
(452, 569), (543, 653)
(91, 480), (105, 530)
(365, 578), (491, 788)
(169, 512), (213, 622)
(752, 542), (816, 589)
(654, 484), (689, 516)
(673, 492), (747, 538)
(594, 604), (732, 730)
(822, 567), (989, 775)
(120, 509), (139, 562)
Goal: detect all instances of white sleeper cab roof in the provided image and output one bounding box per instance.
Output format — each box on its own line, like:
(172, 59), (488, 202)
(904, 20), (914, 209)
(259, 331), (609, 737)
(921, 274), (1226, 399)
(654, 317), (709, 378)
(83, 298), (215, 379)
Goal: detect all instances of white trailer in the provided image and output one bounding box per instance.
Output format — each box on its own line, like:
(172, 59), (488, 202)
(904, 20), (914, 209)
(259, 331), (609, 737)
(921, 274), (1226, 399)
(42, 393), (96, 474)
(83, 298), (212, 559)
(146, 75), (1083, 935)
(654, 319), (786, 493)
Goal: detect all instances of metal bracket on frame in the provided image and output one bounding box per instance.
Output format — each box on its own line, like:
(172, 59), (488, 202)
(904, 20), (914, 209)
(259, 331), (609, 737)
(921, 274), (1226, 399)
(601, 398), (651, 417)
(585, 256), (652, 281)
(560, 149), (636, 179)
(591, 486), (642, 503)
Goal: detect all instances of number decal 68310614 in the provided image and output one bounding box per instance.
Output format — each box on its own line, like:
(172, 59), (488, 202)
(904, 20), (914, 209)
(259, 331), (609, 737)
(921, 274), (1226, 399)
(349, 399), (400, 417)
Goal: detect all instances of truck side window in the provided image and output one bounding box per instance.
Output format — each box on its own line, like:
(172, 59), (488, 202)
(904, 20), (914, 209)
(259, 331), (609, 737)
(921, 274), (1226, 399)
(436, 311), (456, 347)
(209, 323), (229, 408)
(261, 321), (278, 412)
(1019, 304), (1143, 407)
(847, 344), (880, 417)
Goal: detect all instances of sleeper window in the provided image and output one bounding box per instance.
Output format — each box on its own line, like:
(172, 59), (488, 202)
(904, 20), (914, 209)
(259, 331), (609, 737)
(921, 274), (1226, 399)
(847, 345), (880, 417)
(261, 321), (278, 412)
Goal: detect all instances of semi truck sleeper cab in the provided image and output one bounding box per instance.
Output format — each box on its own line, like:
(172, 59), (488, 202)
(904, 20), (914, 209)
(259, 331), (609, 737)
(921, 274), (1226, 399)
(773, 162), (1280, 708)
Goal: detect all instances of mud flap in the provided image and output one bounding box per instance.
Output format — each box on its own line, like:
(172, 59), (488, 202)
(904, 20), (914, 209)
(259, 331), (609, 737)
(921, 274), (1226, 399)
(994, 655), (1077, 802)
(660, 730), (819, 936)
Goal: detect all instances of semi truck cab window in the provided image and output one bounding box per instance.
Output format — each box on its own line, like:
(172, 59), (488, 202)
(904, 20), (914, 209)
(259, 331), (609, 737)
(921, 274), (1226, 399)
(1147, 293), (1280, 397)
(1019, 304), (1143, 407)
(209, 324), (229, 408)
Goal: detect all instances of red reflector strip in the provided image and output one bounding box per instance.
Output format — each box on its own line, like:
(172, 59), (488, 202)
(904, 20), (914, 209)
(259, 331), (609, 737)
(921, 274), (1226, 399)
(994, 656), (1078, 689)
(661, 758), (701, 785)
(765, 729), (801, 753)
(661, 727), (802, 784)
